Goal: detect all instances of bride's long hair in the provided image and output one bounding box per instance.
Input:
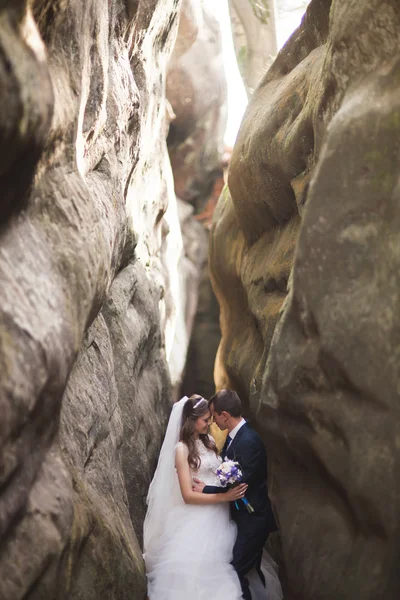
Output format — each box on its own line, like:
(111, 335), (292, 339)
(179, 395), (218, 469)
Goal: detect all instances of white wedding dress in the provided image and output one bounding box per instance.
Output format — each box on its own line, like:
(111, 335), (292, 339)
(145, 437), (242, 599)
(143, 397), (283, 600)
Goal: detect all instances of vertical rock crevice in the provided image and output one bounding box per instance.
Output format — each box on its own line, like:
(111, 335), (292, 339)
(166, 0), (228, 400)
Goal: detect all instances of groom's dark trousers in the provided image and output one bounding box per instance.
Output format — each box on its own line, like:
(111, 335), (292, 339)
(203, 422), (277, 600)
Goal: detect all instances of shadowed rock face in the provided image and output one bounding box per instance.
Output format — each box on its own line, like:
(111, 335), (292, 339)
(0, 0), (192, 598)
(0, 4), (54, 222)
(211, 0), (400, 598)
(167, 0), (227, 213)
(210, 0), (329, 405)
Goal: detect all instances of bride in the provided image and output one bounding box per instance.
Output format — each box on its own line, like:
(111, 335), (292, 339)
(143, 395), (282, 600)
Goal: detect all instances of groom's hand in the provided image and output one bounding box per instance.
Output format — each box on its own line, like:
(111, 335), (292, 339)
(192, 477), (205, 492)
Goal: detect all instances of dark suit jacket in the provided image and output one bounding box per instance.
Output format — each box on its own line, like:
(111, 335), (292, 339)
(203, 422), (277, 532)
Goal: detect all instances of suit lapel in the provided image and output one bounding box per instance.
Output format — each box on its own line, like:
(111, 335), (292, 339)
(226, 422), (248, 459)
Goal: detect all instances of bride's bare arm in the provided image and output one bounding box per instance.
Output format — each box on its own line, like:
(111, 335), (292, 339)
(175, 445), (246, 505)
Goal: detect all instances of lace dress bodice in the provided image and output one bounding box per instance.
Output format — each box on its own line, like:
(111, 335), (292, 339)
(193, 438), (223, 486)
(176, 437), (222, 487)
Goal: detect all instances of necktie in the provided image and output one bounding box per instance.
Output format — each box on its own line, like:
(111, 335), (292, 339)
(222, 435), (232, 456)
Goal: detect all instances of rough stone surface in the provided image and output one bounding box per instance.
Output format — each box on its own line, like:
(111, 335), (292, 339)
(57, 261), (170, 598)
(0, 0), (211, 597)
(211, 0), (400, 598)
(212, 0), (331, 408)
(167, 0), (227, 213)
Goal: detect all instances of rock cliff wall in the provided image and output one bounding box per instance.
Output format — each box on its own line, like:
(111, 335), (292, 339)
(0, 0), (226, 598)
(211, 0), (400, 598)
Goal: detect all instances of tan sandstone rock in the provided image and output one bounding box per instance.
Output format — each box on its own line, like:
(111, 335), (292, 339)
(0, 0), (190, 598)
(211, 0), (400, 598)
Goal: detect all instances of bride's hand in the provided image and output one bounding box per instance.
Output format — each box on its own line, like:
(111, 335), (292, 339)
(225, 484), (248, 502)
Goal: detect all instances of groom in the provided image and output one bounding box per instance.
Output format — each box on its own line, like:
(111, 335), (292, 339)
(193, 389), (277, 600)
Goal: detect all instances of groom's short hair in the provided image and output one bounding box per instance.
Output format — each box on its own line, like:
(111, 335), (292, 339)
(209, 389), (242, 417)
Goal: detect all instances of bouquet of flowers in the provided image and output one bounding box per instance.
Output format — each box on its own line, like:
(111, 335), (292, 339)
(215, 459), (254, 513)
